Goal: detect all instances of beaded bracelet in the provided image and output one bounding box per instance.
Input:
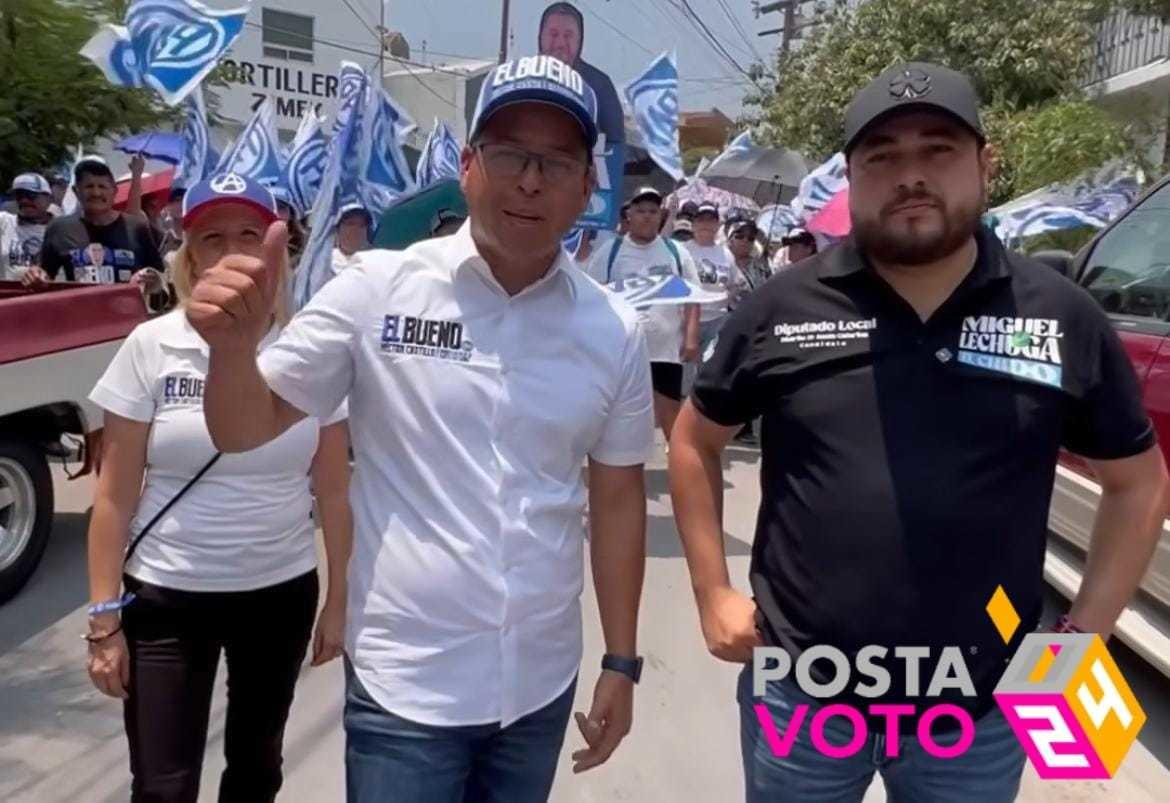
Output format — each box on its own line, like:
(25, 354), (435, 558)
(87, 592), (136, 617)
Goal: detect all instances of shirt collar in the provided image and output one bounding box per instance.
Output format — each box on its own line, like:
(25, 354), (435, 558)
(816, 225), (1012, 289)
(447, 218), (574, 300)
(158, 310), (279, 356)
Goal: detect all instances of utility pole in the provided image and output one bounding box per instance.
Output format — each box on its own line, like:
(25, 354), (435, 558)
(755, 1), (825, 50)
(499, 0), (511, 63)
(379, 0), (386, 76)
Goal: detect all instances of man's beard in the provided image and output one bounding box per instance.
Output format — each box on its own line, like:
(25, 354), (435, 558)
(853, 189), (983, 266)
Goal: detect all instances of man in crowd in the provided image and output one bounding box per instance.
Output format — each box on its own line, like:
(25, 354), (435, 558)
(669, 62), (1168, 802)
(726, 216), (772, 303)
(587, 186), (700, 442)
(187, 55), (653, 802)
(48, 172), (69, 214)
(538, 2), (624, 151)
(781, 227), (817, 266)
(26, 157), (165, 300)
(670, 218), (693, 243)
(332, 203), (372, 276)
(685, 202), (738, 355)
(0, 173), (55, 280)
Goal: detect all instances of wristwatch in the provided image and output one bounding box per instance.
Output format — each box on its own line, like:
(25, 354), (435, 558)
(601, 653), (644, 684)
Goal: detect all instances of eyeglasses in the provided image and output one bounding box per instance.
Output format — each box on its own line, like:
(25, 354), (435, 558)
(475, 142), (589, 183)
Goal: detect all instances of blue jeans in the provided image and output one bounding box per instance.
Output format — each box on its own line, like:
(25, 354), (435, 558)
(344, 659), (576, 803)
(737, 666), (1025, 803)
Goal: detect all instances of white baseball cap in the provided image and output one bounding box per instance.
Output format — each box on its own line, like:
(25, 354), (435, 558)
(10, 173), (51, 195)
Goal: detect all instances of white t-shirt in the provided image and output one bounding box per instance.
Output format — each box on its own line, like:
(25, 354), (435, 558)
(257, 222), (653, 728)
(89, 310), (346, 592)
(0, 211), (48, 281)
(332, 247), (363, 277)
(685, 241), (739, 322)
(584, 235), (700, 364)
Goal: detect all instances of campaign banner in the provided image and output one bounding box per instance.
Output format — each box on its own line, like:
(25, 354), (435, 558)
(575, 140), (624, 231)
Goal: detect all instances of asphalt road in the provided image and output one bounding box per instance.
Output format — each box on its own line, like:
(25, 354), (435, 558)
(1, 443), (1167, 802)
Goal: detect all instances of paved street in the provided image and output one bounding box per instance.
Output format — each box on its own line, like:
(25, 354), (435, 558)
(1, 442), (1168, 802)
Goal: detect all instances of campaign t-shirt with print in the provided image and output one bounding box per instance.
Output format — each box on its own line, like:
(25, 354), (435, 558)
(40, 212), (162, 284)
(0, 211), (48, 280)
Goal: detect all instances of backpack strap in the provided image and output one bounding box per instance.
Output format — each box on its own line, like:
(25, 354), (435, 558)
(662, 237), (683, 275)
(605, 236), (624, 283)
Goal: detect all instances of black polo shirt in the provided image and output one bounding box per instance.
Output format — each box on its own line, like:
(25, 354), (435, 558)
(693, 226), (1154, 726)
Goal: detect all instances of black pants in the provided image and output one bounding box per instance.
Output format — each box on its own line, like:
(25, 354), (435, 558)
(121, 570), (319, 803)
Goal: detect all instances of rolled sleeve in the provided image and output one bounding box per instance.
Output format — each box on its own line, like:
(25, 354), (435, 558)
(590, 322), (654, 466)
(258, 268), (365, 421)
(1062, 311), (1156, 460)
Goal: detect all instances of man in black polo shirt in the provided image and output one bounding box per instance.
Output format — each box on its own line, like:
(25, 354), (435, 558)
(669, 62), (1168, 802)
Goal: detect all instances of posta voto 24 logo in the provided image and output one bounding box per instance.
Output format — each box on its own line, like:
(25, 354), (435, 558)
(751, 586), (1145, 778)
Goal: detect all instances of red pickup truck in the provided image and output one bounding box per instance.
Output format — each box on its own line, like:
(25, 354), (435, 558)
(1047, 175), (1170, 676)
(0, 281), (147, 602)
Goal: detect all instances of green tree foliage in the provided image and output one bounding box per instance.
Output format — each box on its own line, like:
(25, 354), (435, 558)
(746, 0), (1147, 204)
(1122, 0), (1170, 19)
(0, 0), (179, 189)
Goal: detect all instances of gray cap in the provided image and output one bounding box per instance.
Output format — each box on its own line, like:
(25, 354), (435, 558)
(844, 62), (984, 155)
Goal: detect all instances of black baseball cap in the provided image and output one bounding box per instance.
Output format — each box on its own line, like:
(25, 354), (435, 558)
(678, 200), (699, 219)
(843, 62), (984, 156)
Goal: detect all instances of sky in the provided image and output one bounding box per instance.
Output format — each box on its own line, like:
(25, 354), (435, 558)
(344, 0), (776, 117)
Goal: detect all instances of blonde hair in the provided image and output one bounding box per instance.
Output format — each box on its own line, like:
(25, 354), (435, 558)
(171, 240), (291, 326)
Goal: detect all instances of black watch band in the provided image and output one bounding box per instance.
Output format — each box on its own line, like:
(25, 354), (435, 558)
(601, 653), (643, 684)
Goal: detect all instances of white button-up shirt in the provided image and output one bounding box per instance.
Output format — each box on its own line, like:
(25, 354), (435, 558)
(258, 223), (654, 726)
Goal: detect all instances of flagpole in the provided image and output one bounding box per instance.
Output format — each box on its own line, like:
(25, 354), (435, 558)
(499, 0), (511, 63)
(379, 1), (386, 75)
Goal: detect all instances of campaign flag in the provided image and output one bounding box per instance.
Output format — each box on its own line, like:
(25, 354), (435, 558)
(416, 119), (463, 188)
(295, 72), (370, 309)
(283, 111), (328, 216)
(332, 61), (369, 137)
(80, 0), (248, 106)
(703, 131), (753, 176)
(756, 204), (800, 241)
(173, 85), (215, 189)
(991, 162), (1142, 244)
(792, 152), (848, 221)
(606, 274), (727, 310)
(576, 137), (625, 231)
(623, 51), (683, 181)
(359, 88), (417, 220)
(216, 98), (285, 189)
(562, 228), (585, 258)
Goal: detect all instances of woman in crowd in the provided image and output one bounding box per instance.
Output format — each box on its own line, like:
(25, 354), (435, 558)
(83, 173), (352, 803)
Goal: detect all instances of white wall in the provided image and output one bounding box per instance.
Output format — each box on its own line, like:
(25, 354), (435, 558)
(214, 0), (377, 137)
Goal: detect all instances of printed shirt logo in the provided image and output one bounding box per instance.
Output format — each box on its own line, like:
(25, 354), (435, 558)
(957, 316), (1063, 389)
(210, 172), (247, 194)
(381, 314), (474, 363)
(163, 374), (205, 405)
(773, 318), (878, 350)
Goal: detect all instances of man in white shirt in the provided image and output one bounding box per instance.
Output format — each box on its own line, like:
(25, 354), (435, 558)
(186, 55), (653, 803)
(332, 202), (371, 276)
(585, 186), (700, 442)
(0, 173), (55, 281)
(684, 202), (738, 355)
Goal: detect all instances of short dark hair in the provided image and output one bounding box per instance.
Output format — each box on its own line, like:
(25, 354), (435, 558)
(74, 163), (114, 185)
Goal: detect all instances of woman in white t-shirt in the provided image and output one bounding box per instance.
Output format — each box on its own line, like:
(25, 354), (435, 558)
(83, 174), (352, 803)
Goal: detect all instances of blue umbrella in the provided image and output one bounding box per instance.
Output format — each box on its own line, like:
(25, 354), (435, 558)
(113, 132), (185, 165)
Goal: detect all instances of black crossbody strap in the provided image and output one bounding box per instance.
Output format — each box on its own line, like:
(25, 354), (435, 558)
(123, 452), (222, 566)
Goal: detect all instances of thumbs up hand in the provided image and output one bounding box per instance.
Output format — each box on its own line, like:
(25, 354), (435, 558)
(187, 221), (288, 351)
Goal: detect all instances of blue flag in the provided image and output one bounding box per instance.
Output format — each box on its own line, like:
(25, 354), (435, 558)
(332, 61), (369, 137)
(216, 98), (285, 190)
(80, 0), (248, 106)
(624, 51), (683, 181)
(702, 131), (752, 176)
(283, 110), (328, 216)
(295, 72), (370, 310)
(607, 274), (726, 310)
(416, 119), (462, 189)
(359, 88), (417, 220)
(792, 152), (848, 221)
(173, 85), (215, 189)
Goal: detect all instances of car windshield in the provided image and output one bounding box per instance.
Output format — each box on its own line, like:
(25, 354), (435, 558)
(1082, 181), (1170, 321)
